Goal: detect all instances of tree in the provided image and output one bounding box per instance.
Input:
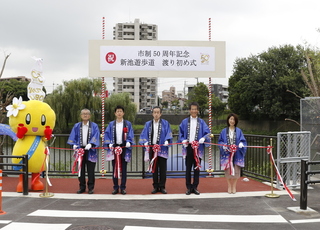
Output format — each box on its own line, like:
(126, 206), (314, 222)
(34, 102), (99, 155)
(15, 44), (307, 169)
(229, 45), (309, 120)
(44, 78), (102, 133)
(1, 79), (29, 103)
(301, 46), (320, 97)
(0, 52), (10, 78)
(104, 93), (137, 123)
(161, 101), (168, 109)
(211, 94), (226, 124)
(187, 82), (209, 117)
(0, 52), (14, 123)
(170, 99), (180, 114)
(0, 52), (13, 169)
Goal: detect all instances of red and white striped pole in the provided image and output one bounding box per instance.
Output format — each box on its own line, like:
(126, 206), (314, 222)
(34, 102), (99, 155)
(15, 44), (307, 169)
(100, 17), (106, 176)
(0, 170), (6, 215)
(102, 17), (105, 40)
(207, 18), (213, 177)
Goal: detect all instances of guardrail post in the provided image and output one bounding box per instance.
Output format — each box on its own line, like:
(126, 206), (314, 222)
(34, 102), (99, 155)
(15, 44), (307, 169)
(300, 159), (308, 210)
(22, 154), (28, 195)
(0, 169), (6, 215)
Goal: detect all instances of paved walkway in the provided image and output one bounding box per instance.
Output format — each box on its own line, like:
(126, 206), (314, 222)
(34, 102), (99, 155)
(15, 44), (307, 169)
(2, 176), (275, 196)
(1, 176), (320, 230)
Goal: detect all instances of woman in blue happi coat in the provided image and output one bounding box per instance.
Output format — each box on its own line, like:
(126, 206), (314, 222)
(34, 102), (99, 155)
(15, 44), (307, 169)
(218, 113), (247, 194)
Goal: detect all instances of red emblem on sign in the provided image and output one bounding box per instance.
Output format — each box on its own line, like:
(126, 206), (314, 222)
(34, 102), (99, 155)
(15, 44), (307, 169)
(105, 52), (116, 64)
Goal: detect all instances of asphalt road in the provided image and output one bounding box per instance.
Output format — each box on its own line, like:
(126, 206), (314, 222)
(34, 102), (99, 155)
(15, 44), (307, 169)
(0, 184), (319, 230)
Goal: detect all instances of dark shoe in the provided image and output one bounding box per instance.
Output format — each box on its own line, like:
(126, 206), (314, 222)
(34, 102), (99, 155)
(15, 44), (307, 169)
(77, 189), (85, 194)
(160, 188), (167, 194)
(151, 188), (158, 194)
(193, 188), (200, 195)
(121, 189), (127, 195)
(112, 189), (119, 195)
(186, 189), (191, 195)
(88, 189), (94, 194)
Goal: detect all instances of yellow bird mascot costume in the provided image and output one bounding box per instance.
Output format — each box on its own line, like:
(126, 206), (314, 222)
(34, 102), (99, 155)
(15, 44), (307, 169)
(6, 57), (56, 192)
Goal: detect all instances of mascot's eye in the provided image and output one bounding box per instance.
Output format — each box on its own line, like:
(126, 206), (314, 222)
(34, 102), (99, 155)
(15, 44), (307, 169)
(25, 113), (31, 125)
(41, 114), (46, 126)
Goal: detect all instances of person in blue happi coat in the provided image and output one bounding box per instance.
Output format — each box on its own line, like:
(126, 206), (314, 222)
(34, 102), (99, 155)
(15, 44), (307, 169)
(139, 106), (173, 194)
(67, 109), (100, 194)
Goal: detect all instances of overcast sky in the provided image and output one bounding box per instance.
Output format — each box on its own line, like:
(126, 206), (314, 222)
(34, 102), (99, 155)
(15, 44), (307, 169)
(1, 0), (320, 95)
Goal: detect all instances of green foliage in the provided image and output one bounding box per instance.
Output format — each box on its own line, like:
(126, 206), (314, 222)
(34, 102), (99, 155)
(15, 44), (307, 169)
(229, 44), (310, 120)
(45, 78), (102, 133)
(104, 93), (137, 123)
(301, 46), (320, 97)
(1, 79), (29, 102)
(161, 101), (168, 108)
(187, 82), (209, 117)
(211, 94), (227, 123)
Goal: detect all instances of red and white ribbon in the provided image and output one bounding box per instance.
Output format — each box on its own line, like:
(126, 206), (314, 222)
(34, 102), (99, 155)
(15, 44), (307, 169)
(114, 146), (122, 178)
(148, 144), (160, 173)
(144, 144), (150, 162)
(267, 146), (296, 201)
(44, 146), (52, 186)
(72, 148), (84, 177)
(225, 144), (237, 176)
(33, 146), (53, 186)
(191, 141), (201, 170)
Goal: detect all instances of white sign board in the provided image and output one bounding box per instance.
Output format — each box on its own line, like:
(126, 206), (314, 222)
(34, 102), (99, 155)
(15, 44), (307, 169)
(89, 40), (226, 78)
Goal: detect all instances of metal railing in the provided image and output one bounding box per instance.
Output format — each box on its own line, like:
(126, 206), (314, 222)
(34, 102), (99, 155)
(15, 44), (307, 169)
(300, 159), (320, 210)
(0, 134), (277, 181)
(0, 154), (29, 195)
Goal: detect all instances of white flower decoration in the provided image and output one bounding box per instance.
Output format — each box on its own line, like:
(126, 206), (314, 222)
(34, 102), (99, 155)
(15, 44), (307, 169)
(6, 96), (26, 117)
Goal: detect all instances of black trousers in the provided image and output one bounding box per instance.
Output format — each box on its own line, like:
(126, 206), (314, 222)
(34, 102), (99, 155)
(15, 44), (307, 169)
(112, 149), (128, 190)
(79, 150), (96, 191)
(185, 144), (201, 190)
(149, 148), (167, 189)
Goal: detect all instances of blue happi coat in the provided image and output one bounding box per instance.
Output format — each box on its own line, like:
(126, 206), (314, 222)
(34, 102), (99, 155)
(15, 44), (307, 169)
(139, 119), (173, 159)
(178, 117), (210, 159)
(104, 120), (134, 162)
(67, 121), (100, 162)
(218, 127), (247, 168)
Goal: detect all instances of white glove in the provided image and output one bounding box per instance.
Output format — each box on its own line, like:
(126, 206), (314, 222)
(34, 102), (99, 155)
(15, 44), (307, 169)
(144, 142), (148, 147)
(109, 144), (113, 149)
(239, 142), (244, 148)
(199, 137), (205, 144)
(73, 145), (78, 150)
(85, 143), (92, 150)
(164, 140), (169, 146)
(182, 140), (188, 148)
(126, 142), (131, 148)
(223, 144), (228, 151)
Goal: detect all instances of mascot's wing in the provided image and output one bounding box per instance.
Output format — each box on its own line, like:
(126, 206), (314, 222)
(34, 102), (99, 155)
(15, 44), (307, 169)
(0, 124), (18, 141)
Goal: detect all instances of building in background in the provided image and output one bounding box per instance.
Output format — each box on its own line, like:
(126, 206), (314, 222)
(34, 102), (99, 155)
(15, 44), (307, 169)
(187, 83), (229, 103)
(161, 86), (177, 104)
(0, 76), (30, 82)
(113, 18), (158, 110)
(211, 84), (229, 103)
(161, 86), (185, 111)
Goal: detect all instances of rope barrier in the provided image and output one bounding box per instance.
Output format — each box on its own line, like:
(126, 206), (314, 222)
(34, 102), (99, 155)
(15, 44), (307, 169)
(49, 142), (274, 150)
(51, 142), (295, 200)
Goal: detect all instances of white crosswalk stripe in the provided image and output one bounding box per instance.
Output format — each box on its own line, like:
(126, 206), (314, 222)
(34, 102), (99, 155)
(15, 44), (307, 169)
(0, 221), (11, 224)
(0, 222), (71, 230)
(123, 226), (228, 230)
(28, 209), (288, 223)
